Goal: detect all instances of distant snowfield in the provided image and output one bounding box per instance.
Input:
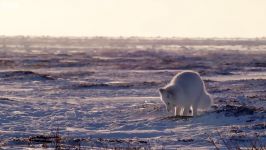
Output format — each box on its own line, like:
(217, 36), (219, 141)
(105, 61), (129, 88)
(0, 45), (265, 149)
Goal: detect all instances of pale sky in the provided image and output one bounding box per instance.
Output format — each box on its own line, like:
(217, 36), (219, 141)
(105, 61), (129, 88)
(0, 0), (266, 37)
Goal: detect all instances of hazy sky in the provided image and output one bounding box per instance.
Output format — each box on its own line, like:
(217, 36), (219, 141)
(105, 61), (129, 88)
(1, 0), (266, 37)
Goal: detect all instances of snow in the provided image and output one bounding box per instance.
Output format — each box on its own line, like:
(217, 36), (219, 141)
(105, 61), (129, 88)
(0, 40), (266, 149)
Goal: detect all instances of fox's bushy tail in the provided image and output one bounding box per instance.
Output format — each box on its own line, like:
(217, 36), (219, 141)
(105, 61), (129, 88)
(198, 92), (213, 110)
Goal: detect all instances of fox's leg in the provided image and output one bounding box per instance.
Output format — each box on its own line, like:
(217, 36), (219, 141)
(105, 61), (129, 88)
(192, 98), (200, 116)
(175, 106), (183, 116)
(192, 104), (198, 116)
(183, 106), (191, 116)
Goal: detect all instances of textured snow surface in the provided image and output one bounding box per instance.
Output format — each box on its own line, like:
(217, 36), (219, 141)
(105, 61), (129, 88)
(0, 42), (265, 149)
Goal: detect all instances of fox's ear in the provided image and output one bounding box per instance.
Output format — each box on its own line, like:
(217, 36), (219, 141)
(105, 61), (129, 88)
(159, 88), (165, 93)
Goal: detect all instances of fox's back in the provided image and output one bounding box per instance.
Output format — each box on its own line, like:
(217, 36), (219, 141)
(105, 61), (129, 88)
(171, 71), (204, 95)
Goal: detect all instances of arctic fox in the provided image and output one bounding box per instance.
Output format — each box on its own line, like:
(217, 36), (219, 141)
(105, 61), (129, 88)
(159, 71), (212, 116)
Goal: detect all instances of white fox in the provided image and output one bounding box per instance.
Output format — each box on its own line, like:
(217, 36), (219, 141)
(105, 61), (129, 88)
(159, 71), (212, 116)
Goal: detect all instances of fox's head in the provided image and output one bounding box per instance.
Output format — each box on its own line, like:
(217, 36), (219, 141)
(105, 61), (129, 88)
(159, 87), (175, 112)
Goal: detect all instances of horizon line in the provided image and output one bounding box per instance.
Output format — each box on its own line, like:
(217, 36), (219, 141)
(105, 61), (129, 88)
(1, 35), (266, 40)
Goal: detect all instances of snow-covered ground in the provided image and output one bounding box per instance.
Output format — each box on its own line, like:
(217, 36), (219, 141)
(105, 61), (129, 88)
(0, 43), (265, 149)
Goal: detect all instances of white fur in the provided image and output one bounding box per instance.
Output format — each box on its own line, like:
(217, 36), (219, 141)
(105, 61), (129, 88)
(159, 71), (213, 116)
